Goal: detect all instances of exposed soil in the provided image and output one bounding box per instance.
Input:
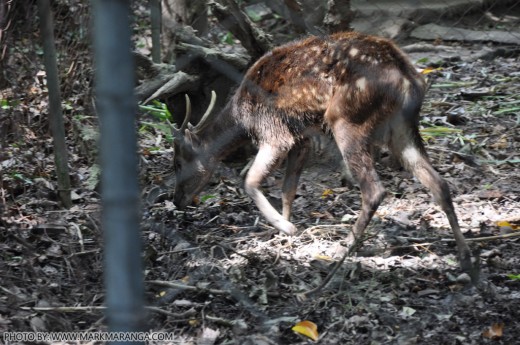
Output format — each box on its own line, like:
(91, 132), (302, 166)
(1, 2), (520, 344)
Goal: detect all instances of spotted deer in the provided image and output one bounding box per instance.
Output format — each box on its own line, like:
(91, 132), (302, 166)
(172, 32), (477, 280)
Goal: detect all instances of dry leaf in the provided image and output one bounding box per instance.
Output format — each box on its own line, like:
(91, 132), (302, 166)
(321, 189), (334, 199)
(421, 67), (443, 74)
(496, 221), (519, 230)
(310, 211), (334, 219)
(314, 255), (333, 261)
(489, 135), (508, 150)
(292, 320), (318, 341)
(482, 323), (504, 340)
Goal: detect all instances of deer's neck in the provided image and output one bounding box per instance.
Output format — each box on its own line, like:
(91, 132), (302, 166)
(197, 103), (248, 162)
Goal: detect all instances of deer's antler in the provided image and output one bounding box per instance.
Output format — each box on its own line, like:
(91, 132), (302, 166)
(194, 90), (217, 131)
(179, 94), (192, 131)
(171, 91), (217, 139)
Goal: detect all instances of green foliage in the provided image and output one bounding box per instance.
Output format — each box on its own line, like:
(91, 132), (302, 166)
(507, 274), (520, 281)
(86, 164), (100, 191)
(139, 122), (174, 143)
(12, 173), (33, 185)
(139, 100), (172, 121)
(200, 194), (216, 203)
(1, 98), (21, 109)
(221, 32), (235, 45)
(139, 100), (174, 143)
(419, 124), (478, 147)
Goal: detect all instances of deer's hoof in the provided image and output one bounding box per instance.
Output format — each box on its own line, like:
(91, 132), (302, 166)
(276, 220), (297, 236)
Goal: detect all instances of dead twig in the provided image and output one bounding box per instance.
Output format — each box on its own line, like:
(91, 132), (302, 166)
(442, 232), (520, 242)
(20, 305), (195, 318)
(299, 233), (373, 299)
(147, 280), (227, 295)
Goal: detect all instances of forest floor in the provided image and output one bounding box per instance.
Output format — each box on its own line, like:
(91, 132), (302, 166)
(1, 3), (520, 345)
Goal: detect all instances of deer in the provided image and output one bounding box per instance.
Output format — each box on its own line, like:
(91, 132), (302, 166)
(171, 31), (478, 283)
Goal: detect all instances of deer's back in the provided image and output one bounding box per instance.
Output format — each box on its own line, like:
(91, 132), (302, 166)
(233, 32), (426, 145)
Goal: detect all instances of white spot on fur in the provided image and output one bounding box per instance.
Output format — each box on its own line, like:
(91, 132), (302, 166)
(311, 46), (321, 53)
(349, 48), (359, 57)
(355, 77), (367, 91)
(386, 68), (402, 84)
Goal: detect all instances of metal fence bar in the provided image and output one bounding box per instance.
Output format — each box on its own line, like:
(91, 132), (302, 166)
(92, 0), (145, 342)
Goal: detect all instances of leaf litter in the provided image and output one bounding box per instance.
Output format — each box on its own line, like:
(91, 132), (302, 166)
(1, 7), (520, 345)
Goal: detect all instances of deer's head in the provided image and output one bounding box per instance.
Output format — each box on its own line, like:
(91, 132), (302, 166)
(172, 92), (217, 209)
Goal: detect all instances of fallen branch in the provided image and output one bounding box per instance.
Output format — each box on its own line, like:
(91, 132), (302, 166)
(142, 71), (200, 105)
(442, 231), (520, 242)
(147, 280), (227, 295)
(176, 42), (250, 71)
(20, 305), (196, 318)
(209, 0), (272, 60)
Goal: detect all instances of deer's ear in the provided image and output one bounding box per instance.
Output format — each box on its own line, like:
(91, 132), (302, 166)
(184, 129), (201, 148)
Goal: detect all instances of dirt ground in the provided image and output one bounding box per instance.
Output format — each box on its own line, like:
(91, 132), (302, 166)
(1, 3), (520, 345)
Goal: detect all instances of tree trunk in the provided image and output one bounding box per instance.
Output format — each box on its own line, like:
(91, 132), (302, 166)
(37, 0), (72, 208)
(150, 0), (161, 63)
(323, 0), (353, 33)
(162, 0), (208, 62)
(272, 0), (353, 35)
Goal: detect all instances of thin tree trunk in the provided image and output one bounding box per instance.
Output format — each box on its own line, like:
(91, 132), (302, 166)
(324, 0), (353, 33)
(161, 0), (208, 62)
(37, 0), (72, 208)
(150, 0), (161, 63)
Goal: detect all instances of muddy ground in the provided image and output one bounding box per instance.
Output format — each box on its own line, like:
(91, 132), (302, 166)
(1, 3), (520, 345)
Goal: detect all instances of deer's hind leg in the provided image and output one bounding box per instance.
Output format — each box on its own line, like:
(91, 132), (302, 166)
(329, 118), (386, 245)
(389, 124), (477, 281)
(245, 144), (297, 235)
(282, 139), (310, 221)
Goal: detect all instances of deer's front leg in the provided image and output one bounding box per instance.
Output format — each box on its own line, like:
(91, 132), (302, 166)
(245, 145), (297, 235)
(282, 140), (310, 220)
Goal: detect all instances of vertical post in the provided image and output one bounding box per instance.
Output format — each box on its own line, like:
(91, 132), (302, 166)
(92, 0), (145, 342)
(37, 0), (72, 208)
(150, 0), (161, 63)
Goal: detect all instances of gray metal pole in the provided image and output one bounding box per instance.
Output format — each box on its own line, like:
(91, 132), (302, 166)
(92, 0), (145, 342)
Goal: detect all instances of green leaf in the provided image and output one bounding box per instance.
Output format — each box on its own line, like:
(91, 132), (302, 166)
(493, 106), (520, 115)
(507, 274), (520, 281)
(86, 164), (100, 191)
(200, 194), (216, 203)
(12, 173), (33, 185)
(1, 98), (10, 109)
(222, 32), (235, 45)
